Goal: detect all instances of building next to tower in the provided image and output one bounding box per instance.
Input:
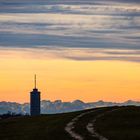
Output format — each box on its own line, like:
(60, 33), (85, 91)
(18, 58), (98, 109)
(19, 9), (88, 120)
(30, 75), (41, 116)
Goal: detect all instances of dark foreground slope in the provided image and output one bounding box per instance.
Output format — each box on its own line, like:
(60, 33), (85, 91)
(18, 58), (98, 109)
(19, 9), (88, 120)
(95, 106), (140, 140)
(0, 111), (82, 140)
(0, 106), (140, 140)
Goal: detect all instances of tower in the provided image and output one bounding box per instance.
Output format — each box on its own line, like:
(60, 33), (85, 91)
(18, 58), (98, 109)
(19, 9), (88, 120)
(30, 75), (41, 116)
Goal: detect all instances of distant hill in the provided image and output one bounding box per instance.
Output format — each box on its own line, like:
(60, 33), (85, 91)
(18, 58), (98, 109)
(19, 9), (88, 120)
(0, 100), (140, 115)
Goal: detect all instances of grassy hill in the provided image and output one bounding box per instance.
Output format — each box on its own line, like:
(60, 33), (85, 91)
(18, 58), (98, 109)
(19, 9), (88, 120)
(0, 106), (140, 140)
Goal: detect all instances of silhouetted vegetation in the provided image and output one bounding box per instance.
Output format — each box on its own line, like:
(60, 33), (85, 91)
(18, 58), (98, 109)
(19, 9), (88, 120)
(0, 111), (28, 119)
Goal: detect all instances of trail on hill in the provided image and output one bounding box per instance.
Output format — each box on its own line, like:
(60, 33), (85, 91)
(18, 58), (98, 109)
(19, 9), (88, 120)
(65, 110), (95, 140)
(65, 108), (121, 140)
(87, 108), (121, 140)
(86, 112), (109, 140)
(65, 109), (109, 140)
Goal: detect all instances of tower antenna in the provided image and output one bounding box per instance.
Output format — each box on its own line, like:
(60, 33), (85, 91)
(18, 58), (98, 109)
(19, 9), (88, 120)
(35, 74), (36, 89)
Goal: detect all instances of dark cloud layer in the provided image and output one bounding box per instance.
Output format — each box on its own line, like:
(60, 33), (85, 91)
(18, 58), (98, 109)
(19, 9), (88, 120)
(0, 0), (139, 62)
(0, 32), (139, 50)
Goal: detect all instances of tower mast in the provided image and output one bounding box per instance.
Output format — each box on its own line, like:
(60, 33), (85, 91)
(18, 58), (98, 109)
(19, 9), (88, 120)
(35, 74), (36, 89)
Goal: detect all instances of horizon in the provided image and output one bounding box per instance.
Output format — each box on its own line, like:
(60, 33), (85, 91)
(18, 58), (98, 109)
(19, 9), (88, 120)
(0, 0), (140, 103)
(1, 98), (140, 104)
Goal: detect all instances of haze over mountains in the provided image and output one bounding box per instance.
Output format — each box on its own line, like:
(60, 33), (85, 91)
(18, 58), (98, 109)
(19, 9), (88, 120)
(0, 100), (140, 115)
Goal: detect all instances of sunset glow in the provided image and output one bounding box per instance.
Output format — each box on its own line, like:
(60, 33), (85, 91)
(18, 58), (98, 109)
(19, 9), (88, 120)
(0, 49), (139, 103)
(0, 0), (140, 103)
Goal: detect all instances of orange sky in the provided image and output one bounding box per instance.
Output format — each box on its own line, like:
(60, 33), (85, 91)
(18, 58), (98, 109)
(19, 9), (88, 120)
(0, 49), (140, 103)
(0, 0), (140, 103)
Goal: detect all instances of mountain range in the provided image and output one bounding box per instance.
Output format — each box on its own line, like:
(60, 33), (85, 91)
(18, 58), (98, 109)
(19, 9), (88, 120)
(0, 100), (140, 115)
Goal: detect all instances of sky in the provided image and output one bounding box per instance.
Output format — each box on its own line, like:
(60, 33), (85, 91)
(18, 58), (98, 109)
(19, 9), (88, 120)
(0, 0), (140, 103)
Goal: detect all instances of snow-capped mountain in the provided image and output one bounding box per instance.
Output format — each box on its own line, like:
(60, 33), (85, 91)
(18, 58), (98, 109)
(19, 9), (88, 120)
(0, 100), (140, 115)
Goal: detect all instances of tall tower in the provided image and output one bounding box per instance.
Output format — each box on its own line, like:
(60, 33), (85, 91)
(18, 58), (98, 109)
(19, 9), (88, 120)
(30, 75), (41, 116)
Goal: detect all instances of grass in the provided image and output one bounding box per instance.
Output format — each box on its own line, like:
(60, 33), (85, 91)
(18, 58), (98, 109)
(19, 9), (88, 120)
(0, 111), (82, 140)
(73, 107), (116, 140)
(0, 106), (140, 140)
(95, 106), (140, 140)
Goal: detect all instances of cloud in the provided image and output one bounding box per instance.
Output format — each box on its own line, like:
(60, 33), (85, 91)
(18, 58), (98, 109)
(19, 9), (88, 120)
(0, 32), (139, 49)
(0, 0), (139, 62)
(0, 47), (140, 63)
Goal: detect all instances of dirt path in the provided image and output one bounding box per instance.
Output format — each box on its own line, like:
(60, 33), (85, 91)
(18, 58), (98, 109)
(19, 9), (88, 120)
(65, 109), (109, 140)
(65, 110), (96, 140)
(86, 113), (108, 140)
(86, 108), (121, 140)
